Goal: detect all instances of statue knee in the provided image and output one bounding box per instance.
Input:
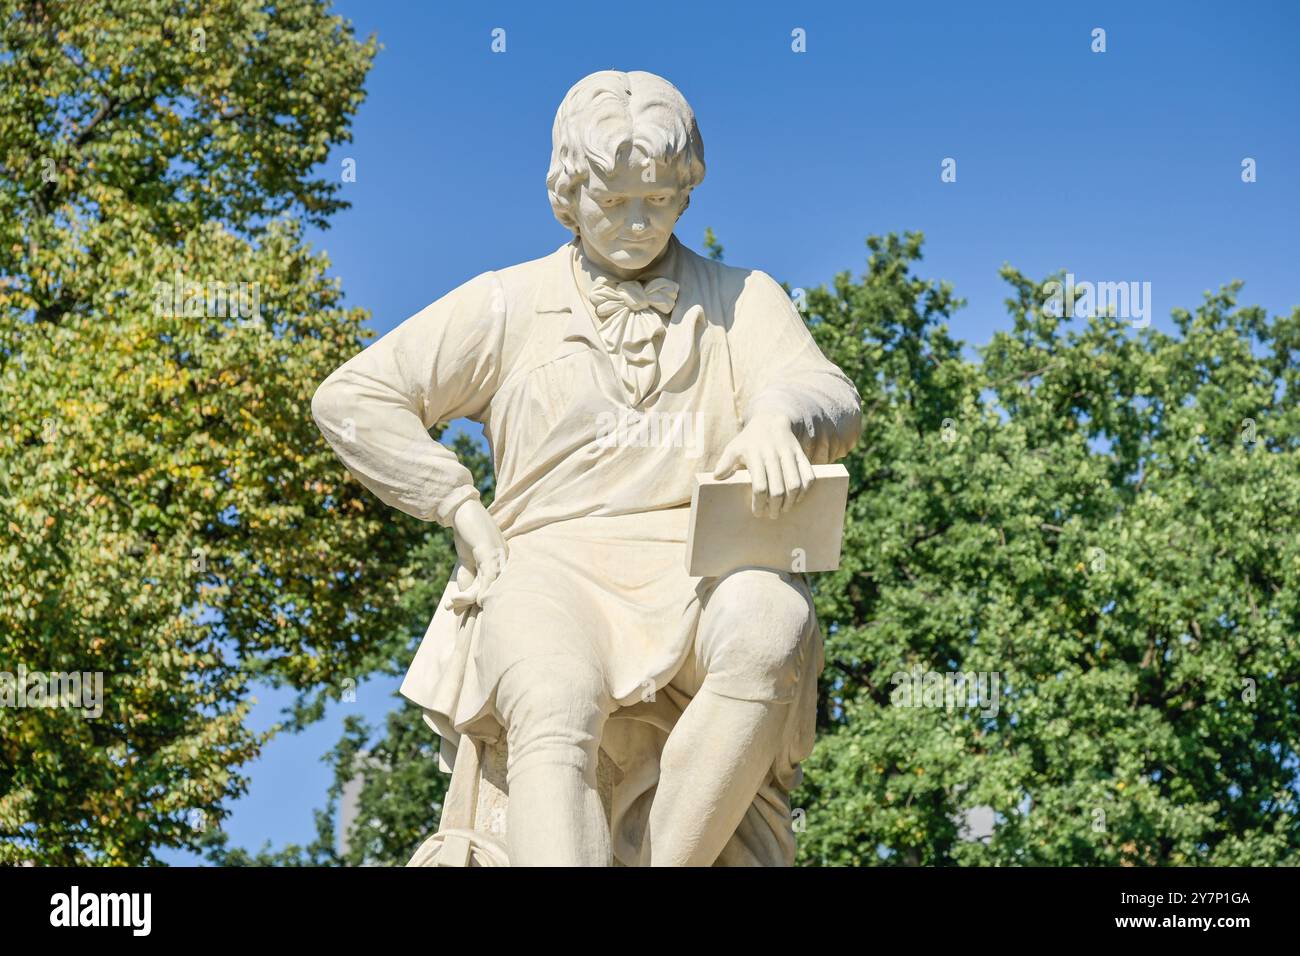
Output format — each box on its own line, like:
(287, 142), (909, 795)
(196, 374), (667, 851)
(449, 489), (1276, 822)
(699, 568), (814, 702)
(496, 656), (610, 783)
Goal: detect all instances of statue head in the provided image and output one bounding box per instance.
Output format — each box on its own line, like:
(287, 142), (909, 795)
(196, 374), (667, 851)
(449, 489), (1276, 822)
(547, 70), (705, 276)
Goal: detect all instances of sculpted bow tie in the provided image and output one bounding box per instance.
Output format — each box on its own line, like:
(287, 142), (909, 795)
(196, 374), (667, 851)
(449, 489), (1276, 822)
(586, 275), (680, 404)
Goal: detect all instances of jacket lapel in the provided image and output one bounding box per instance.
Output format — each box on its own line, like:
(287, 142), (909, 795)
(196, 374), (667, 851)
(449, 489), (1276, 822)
(653, 303), (707, 398)
(648, 238), (708, 401)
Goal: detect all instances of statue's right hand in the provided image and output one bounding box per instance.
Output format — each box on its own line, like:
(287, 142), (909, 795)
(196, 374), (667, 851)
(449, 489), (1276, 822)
(445, 499), (509, 611)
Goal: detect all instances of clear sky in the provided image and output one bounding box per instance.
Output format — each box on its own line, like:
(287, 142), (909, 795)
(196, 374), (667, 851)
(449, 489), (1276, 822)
(161, 0), (1299, 863)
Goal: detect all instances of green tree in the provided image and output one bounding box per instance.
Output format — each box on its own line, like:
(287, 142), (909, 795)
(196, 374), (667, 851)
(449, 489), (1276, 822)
(702, 227), (724, 262)
(794, 234), (1299, 865)
(0, 0), (458, 864)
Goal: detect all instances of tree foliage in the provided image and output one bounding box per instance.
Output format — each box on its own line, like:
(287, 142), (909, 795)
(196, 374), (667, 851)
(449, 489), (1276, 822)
(0, 0), (455, 864)
(795, 234), (1299, 865)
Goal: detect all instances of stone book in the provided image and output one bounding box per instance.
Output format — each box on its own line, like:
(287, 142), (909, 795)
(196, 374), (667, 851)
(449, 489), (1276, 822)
(685, 464), (850, 576)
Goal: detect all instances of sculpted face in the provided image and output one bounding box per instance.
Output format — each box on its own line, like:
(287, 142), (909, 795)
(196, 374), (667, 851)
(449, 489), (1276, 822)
(576, 145), (683, 277)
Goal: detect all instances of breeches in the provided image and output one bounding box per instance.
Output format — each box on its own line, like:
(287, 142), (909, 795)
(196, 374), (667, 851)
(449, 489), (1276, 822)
(489, 566), (816, 786)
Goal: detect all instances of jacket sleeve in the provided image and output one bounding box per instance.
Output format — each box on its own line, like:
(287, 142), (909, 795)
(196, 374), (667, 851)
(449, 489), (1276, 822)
(727, 270), (862, 463)
(311, 271), (506, 525)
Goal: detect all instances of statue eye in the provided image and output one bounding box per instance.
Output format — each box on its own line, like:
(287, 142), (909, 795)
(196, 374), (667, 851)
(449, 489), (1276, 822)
(597, 195), (623, 208)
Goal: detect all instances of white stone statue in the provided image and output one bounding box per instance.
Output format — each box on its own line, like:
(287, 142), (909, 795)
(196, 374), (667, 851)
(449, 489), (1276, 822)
(312, 70), (862, 866)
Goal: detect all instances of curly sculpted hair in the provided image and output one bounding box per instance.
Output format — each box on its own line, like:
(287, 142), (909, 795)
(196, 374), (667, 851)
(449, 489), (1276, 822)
(546, 70), (706, 233)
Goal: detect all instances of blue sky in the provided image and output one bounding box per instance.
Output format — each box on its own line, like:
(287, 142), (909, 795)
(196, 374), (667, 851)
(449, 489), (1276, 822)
(162, 0), (1299, 863)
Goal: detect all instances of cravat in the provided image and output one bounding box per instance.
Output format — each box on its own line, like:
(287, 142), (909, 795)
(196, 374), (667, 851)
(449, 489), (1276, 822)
(586, 275), (680, 404)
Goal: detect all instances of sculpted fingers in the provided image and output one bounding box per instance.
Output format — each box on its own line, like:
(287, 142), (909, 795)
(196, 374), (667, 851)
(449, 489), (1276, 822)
(444, 561), (475, 610)
(444, 546), (507, 611)
(475, 546), (507, 600)
(790, 447), (811, 509)
(778, 447), (806, 513)
(762, 450), (785, 518)
(749, 450), (770, 517)
(447, 571), (494, 611)
(445, 584), (478, 611)
(721, 423), (817, 517)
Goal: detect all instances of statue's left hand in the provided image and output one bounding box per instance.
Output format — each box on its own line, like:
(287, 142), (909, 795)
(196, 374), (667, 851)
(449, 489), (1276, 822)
(713, 413), (816, 518)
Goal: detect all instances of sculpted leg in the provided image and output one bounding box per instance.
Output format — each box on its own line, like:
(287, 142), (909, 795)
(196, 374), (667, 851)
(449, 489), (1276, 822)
(495, 655), (613, 866)
(647, 569), (814, 866)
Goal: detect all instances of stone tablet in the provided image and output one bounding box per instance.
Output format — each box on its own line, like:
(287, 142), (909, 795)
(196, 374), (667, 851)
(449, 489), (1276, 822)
(685, 465), (849, 576)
